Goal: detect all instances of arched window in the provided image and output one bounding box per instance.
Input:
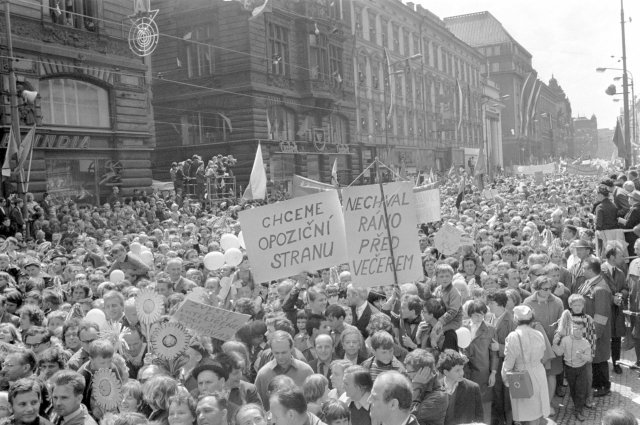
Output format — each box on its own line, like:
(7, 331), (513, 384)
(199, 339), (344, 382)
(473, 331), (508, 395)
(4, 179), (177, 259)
(40, 79), (110, 128)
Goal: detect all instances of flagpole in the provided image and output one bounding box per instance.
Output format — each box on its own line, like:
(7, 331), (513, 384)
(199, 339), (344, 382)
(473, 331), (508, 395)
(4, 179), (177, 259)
(4, 0), (21, 198)
(25, 140), (34, 193)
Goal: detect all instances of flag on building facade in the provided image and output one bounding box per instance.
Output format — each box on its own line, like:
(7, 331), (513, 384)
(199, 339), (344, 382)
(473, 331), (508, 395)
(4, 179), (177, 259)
(331, 158), (338, 187)
(612, 117), (626, 158)
(16, 125), (36, 174)
(243, 143), (267, 200)
(455, 79), (463, 131)
(1, 127), (17, 178)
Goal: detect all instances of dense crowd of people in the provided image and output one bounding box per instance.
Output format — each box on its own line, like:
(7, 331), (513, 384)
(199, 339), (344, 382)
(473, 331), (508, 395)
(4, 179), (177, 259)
(0, 164), (636, 425)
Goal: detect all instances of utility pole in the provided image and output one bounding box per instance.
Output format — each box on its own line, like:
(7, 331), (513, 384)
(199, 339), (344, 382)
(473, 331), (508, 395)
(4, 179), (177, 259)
(3, 0), (22, 197)
(621, 0), (632, 167)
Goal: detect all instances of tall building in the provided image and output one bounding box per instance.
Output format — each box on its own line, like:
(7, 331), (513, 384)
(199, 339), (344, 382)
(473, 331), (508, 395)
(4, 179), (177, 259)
(597, 127), (616, 160)
(573, 115), (598, 158)
(351, 1), (484, 175)
(444, 12), (574, 165)
(0, 0), (154, 202)
(152, 0), (356, 191)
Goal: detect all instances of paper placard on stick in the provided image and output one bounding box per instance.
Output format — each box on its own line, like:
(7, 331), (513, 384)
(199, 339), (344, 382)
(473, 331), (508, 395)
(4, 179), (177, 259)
(239, 190), (347, 283)
(534, 171), (544, 184)
(433, 223), (466, 256)
(174, 299), (250, 340)
(413, 186), (441, 223)
(342, 182), (423, 287)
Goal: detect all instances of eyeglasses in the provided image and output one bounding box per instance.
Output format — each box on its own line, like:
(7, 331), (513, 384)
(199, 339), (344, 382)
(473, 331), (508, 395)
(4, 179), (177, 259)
(540, 287), (552, 292)
(25, 341), (46, 349)
(80, 338), (97, 344)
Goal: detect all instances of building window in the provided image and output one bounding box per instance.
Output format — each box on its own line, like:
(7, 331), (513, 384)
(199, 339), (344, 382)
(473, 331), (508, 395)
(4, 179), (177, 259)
(185, 26), (214, 78)
(330, 114), (349, 144)
(371, 60), (380, 89)
(355, 7), (363, 38)
(403, 32), (409, 56)
(267, 22), (290, 76)
(268, 106), (296, 141)
(49, 0), (97, 31)
(180, 112), (229, 145)
(329, 45), (343, 86)
(327, 0), (341, 20)
(412, 34), (419, 56)
(310, 34), (328, 80)
(368, 12), (377, 43)
(392, 24), (400, 53)
(380, 18), (388, 48)
(40, 78), (109, 127)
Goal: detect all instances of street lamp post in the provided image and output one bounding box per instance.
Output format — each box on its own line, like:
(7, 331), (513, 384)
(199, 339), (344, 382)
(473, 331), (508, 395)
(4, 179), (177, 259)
(615, 75), (637, 150)
(382, 50), (421, 179)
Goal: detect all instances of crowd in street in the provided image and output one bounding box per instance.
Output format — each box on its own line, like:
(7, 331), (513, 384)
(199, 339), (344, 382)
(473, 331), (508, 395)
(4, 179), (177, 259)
(0, 164), (636, 425)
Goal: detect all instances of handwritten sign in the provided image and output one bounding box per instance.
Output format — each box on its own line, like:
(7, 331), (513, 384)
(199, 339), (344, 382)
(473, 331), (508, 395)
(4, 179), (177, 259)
(534, 171), (544, 184)
(413, 186), (441, 223)
(239, 190), (347, 283)
(433, 223), (466, 256)
(342, 182), (423, 287)
(174, 299), (250, 341)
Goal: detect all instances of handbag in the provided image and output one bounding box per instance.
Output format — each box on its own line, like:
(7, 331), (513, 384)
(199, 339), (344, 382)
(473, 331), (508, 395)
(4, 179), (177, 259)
(506, 333), (534, 399)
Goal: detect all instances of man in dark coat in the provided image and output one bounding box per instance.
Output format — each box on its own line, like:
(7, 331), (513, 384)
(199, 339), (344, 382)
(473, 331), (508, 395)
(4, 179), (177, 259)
(595, 187), (618, 231)
(618, 190), (640, 256)
(578, 258), (613, 397)
(600, 245), (629, 375)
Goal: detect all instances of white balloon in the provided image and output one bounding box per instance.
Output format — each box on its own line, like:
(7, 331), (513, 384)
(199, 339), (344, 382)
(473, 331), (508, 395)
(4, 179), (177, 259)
(110, 269), (125, 283)
(220, 233), (241, 251)
(85, 308), (108, 331)
(456, 327), (472, 349)
(238, 231), (246, 249)
(140, 250), (154, 266)
(130, 242), (142, 255)
(203, 251), (225, 270)
(224, 247), (243, 267)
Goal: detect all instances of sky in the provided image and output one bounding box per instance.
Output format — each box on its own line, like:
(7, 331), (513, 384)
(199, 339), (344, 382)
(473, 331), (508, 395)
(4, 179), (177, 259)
(417, 0), (640, 130)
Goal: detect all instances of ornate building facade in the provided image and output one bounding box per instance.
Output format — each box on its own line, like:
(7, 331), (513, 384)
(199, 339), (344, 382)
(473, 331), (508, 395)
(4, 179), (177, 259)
(0, 0), (154, 202)
(351, 1), (484, 174)
(152, 0), (357, 190)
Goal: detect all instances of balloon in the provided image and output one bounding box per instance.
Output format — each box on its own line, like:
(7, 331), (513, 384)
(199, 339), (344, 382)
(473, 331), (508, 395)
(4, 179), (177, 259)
(220, 233), (241, 251)
(238, 231), (246, 249)
(130, 242), (142, 255)
(85, 308), (108, 331)
(140, 250), (154, 266)
(224, 248), (243, 267)
(456, 327), (472, 349)
(110, 270), (125, 283)
(203, 252), (225, 270)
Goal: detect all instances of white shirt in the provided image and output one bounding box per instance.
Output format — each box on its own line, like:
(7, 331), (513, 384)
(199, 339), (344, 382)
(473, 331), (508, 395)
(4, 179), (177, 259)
(355, 301), (367, 320)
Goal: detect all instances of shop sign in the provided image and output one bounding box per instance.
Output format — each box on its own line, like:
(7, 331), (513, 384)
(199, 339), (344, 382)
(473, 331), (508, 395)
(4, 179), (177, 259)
(1, 133), (90, 149)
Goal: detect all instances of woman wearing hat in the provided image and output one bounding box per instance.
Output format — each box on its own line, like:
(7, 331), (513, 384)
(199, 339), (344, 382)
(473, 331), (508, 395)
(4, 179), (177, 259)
(501, 305), (550, 424)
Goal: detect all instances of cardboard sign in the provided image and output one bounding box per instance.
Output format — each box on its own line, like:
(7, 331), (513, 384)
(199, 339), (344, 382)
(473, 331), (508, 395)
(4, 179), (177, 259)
(413, 187), (441, 223)
(433, 223), (470, 255)
(342, 182), (423, 287)
(534, 171), (544, 184)
(239, 190), (347, 283)
(174, 299), (250, 341)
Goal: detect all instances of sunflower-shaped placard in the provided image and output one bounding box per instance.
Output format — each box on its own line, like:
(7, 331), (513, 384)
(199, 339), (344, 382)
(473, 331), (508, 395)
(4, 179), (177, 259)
(135, 289), (164, 325)
(150, 321), (190, 361)
(92, 368), (122, 412)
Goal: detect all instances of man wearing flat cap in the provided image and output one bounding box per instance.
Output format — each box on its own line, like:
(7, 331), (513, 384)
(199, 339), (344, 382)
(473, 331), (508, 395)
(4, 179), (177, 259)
(569, 239), (595, 294)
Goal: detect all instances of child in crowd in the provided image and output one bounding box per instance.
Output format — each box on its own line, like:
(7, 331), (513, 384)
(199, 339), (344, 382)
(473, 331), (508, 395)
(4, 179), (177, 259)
(302, 374), (329, 416)
(321, 399), (350, 425)
(416, 297), (446, 351)
(361, 330), (406, 381)
(433, 264), (463, 350)
(552, 321), (592, 421)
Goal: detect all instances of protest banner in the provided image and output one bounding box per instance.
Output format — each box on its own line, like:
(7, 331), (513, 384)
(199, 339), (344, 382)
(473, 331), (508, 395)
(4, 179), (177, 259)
(174, 299), (250, 340)
(342, 182), (423, 287)
(238, 190), (347, 283)
(513, 163), (555, 175)
(413, 186), (441, 223)
(566, 163), (600, 176)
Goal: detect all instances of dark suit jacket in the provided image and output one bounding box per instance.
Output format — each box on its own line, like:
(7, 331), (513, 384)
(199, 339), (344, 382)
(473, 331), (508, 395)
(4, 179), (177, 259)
(601, 263), (629, 337)
(444, 378), (483, 425)
(595, 198), (619, 230)
(623, 204), (640, 254)
(309, 357), (334, 379)
(351, 302), (378, 338)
